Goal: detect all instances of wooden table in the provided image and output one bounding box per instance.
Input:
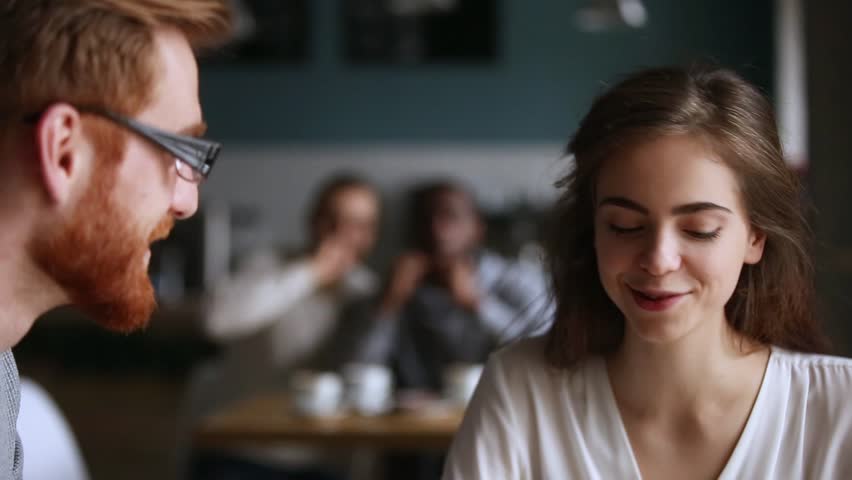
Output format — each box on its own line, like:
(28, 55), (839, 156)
(194, 391), (465, 451)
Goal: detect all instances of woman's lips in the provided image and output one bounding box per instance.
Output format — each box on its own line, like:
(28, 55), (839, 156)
(629, 287), (688, 312)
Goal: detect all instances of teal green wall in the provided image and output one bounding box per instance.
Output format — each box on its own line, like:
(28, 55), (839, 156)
(200, 0), (774, 143)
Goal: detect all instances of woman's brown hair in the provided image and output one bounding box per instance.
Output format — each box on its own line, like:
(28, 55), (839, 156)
(545, 65), (829, 368)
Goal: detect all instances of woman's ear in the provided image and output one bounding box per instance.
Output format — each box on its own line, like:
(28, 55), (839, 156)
(744, 227), (766, 265)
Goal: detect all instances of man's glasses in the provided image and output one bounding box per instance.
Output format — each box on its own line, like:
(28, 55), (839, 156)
(25, 106), (221, 184)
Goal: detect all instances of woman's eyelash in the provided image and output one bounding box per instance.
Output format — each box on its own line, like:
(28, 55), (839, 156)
(607, 224), (722, 240)
(608, 224), (642, 235)
(686, 229), (722, 240)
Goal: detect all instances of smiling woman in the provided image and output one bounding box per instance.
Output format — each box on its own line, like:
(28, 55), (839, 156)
(593, 134), (768, 346)
(546, 66), (826, 363)
(442, 65), (852, 480)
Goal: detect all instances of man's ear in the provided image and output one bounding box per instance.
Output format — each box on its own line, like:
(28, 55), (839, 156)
(34, 103), (89, 205)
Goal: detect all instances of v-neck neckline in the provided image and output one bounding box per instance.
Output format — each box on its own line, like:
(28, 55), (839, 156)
(594, 347), (775, 479)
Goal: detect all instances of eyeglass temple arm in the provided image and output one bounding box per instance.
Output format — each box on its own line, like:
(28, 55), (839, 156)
(105, 112), (220, 176)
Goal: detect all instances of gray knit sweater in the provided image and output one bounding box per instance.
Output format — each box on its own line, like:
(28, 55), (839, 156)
(0, 350), (22, 480)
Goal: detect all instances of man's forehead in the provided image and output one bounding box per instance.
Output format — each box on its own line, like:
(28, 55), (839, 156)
(138, 28), (202, 132)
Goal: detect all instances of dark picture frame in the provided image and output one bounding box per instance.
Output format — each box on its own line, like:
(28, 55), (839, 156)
(343, 0), (499, 64)
(204, 0), (311, 65)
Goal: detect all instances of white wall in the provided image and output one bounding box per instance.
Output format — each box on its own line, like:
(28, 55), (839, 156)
(200, 143), (569, 257)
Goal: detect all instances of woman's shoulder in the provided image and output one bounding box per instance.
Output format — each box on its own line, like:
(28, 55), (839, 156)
(491, 336), (551, 369)
(763, 346), (852, 471)
(485, 336), (598, 395)
(770, 346), (852, 373)
(769, 346), (852, 398)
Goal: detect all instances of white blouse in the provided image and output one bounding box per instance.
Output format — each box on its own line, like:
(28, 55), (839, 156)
(443, 337), (852, 479)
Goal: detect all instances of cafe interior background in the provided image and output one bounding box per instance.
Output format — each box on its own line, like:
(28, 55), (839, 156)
(14, 0), (852, 479)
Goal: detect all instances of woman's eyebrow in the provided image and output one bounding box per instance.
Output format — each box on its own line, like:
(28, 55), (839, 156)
(598, 196), (732, 215)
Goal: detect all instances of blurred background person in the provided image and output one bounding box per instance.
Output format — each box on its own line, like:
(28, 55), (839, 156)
(355, 179), (552, 393)
(344, 179), (551, 480)
(181, 174), (381, 480)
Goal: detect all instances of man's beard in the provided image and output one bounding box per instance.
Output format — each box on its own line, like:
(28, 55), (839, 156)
(31, 128), (174, 332)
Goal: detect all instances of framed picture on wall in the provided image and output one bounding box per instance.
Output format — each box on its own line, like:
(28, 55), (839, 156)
(204, 0), (310, 65)
(343, 0), (499, 64)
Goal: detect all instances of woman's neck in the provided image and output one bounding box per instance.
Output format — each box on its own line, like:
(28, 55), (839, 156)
(606, 316), (769, 421)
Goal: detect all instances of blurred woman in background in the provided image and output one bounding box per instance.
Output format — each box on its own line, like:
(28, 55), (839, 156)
(182, 174), (380, 480)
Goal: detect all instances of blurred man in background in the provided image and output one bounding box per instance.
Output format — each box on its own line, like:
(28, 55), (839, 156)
(357, 179), (551, 391)
(183, 174), (381, 479)
(0, 1), (232, 477)
(347, 179), (552, 480)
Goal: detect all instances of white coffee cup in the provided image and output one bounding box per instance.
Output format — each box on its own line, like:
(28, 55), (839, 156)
(443, 363), (484, 406)
(342, 363), (394, 416)
(290, 370), (343, 417)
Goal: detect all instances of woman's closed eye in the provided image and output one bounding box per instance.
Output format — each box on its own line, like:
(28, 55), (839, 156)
(607, 223), (722, 241)
(608, 224), (643, 235)
(684, 228), (722, 240)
